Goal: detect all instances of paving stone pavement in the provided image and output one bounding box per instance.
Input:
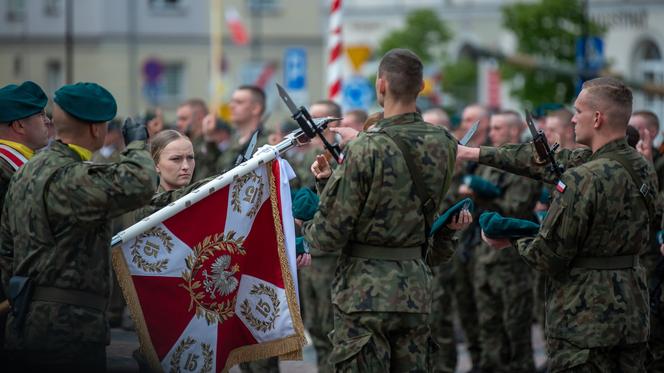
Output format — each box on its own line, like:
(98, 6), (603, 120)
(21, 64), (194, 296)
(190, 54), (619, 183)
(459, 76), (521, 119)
(107, 324), (547, 372)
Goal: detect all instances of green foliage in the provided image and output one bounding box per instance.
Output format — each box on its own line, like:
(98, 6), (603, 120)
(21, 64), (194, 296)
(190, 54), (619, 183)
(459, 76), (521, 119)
(442, 58), (478, 106)
(501, 0), (604, 107)
(376, 10), (452, 63)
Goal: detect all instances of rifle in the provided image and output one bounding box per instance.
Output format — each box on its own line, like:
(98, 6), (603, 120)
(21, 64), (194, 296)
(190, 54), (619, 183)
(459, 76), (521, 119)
(525, 110), (564, 178)
(277, 83), (344, 163)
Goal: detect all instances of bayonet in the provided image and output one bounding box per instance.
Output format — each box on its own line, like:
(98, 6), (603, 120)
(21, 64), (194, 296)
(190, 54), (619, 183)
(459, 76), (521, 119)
(458, 120), (479, 146)
(276, 83), (344, 163)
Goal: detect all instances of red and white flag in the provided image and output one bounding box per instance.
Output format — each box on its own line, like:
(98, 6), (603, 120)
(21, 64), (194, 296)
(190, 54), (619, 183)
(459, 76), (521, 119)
(112, 159), (304, 373)
(225, 7), (249, 46)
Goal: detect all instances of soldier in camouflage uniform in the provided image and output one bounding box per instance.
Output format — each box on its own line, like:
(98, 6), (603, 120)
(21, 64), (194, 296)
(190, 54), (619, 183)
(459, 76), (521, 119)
(0, 80), (50, 365)
(297, 99), (342, 373)
(216, 86), (270, 175)
(0, 82), (157, 371)
(468, 111), (538, 372)
(452, 103), (490, 371)
(303, 49), (462, 371)
(461, 77), (656, 372)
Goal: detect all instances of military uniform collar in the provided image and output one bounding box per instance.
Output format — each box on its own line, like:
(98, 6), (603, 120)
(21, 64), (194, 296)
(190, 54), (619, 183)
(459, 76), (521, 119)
(374, 112), (423, 130)
(590, 138), (630, 160)
(51, 140), (89, 162)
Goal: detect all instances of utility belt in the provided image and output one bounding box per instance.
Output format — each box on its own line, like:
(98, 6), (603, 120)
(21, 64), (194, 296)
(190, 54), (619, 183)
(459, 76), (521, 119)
(346, 242), (423, 261)
(570, 255), (638, 270)
(9, 276), (107, 331)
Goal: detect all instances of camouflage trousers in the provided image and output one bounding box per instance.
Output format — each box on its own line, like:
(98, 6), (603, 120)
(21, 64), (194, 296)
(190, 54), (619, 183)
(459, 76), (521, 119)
(646, 307), (664, 372)
(329, 306), (433, 372)
(6, 342), (106, 372)
(547, 339), (646, 372)
(452, 250), (481, 368)
(299, 255), (337, 373)
(430, 265), (457, 373)
(475, 259), (535, 373)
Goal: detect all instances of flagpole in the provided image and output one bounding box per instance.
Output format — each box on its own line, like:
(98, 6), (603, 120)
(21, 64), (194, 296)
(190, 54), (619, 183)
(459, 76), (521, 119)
(210, 0), (223, 112)
(111, 130), (309, 247)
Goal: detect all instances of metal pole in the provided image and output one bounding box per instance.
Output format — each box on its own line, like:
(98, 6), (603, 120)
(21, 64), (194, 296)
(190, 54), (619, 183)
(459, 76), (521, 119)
(210, 0), (224, 112)
(128, 0), (138, 115)
(65, 0), (73, 84)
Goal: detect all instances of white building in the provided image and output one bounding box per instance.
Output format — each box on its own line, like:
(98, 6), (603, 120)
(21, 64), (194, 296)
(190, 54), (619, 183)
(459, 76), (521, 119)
(0, 0), (328, 124)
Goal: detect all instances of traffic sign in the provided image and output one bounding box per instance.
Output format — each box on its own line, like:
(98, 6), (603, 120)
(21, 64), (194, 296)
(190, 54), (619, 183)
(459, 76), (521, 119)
(284, 48), (307, 90)
(343, 75), (374, 111)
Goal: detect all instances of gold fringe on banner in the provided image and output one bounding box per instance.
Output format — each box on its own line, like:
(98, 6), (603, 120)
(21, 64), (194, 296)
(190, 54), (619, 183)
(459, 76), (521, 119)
(223, 161), (307, 370)
(111, 247), (163, 373)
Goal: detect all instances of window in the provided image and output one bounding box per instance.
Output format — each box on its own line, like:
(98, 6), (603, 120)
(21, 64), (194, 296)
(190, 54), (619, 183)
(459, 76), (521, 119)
(633, 39), (664, 124)
(7, 0), (25, 22)
(161, 63), (185, 104)
(149, 0), (188, 15)
(46, 60), (63, 96)
(44, 0), (62, 17)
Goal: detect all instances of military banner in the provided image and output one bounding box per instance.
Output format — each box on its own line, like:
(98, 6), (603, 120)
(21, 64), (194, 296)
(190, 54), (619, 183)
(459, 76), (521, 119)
(112, 159), (305, 373)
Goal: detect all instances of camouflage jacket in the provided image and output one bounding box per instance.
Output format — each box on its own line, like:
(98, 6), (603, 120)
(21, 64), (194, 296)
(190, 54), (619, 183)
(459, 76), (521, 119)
(0, 140), (157, 349)
(0, 151), (21, 301)
(473, 164), (539, 265)
(192, 136), (221, 182)
(216, 128), (269, 173)
(303, 112), (457, 314)
(480, 138), (656, 347)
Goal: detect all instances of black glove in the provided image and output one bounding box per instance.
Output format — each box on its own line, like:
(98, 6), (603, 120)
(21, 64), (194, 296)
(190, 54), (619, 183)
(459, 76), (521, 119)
(122, 117), (149, 144)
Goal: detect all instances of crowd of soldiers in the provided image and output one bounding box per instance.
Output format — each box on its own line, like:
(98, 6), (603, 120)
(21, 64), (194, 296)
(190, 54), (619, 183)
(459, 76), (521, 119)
(0, 47), (662, 373)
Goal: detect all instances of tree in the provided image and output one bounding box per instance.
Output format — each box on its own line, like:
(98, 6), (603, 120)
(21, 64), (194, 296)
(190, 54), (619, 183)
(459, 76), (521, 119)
(377, 10), (451, 64)
(501, 0), (604, 107)
(376, 10), (476, 108)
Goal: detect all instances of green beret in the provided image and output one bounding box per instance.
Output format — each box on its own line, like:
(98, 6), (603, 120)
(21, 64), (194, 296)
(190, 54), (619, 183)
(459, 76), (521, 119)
(430, 198), (474, 236)
(292, 188), (319, 221)
(479, 211), (539, 239)
(54, 82), (117, 123)
(464, 175), (502, 199)
(0, 81), (47, 122)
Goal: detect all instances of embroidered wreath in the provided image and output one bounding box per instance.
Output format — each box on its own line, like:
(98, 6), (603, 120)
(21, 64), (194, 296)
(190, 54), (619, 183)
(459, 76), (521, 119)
(130, 226), (174, 273)
(180, 231), (246, 325)
(231, 171), (264, 218)
(239, 283), (281, 333)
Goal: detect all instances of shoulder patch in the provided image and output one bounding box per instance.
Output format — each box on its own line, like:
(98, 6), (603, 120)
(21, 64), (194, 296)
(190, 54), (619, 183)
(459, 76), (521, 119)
(555, 179), (566, 193)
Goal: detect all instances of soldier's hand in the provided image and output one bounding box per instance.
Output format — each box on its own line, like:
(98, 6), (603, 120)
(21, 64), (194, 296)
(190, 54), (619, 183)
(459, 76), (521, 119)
(447, 209), (473, 231)
(456, 145), (480, 162)
(311, 154), (332, 180)
(329, 127), (359, 146)
(296, 253), (311, 268)
(202, 113), (216, 140)
(481, 230), (512, 250)
(122, 117), (149, 144)
(636, 127), (654, 163)
(660, 243), (664, 256)
(458, 184), (474, 196)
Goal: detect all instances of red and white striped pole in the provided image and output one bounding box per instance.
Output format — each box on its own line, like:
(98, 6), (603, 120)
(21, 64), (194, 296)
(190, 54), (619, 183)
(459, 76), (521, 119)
(327, 0), (343, 102)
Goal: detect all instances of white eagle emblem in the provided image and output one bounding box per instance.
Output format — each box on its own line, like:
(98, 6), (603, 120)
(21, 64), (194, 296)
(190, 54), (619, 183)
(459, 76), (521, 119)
(202, 255), (239, 299)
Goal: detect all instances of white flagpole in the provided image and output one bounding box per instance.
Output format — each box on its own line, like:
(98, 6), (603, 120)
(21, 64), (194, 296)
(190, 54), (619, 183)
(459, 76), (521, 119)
(111, 133), (303, 247)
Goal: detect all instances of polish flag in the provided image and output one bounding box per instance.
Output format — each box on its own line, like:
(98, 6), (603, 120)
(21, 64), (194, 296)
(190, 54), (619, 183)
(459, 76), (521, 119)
(112, 160), (304, 373)
(225, 7), (249, 46)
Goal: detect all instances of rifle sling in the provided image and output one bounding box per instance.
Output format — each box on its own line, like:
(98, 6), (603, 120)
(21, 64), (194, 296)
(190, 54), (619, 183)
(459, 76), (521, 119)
(598, 153), (654, 220)
(379, 129), (436, 234)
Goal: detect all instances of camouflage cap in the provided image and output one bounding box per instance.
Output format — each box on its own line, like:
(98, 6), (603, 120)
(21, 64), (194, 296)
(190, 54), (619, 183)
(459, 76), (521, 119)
(479, 211), (539, 239)
(0, 81), (48, 122)
(54, 82), (117, 123)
